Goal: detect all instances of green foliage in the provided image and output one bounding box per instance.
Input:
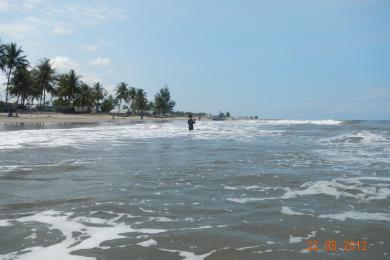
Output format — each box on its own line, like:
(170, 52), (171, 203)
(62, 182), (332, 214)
(9, 64), (33, 105)
(101, 95), (116, 112)
(75, 82), (95, 107)
(93, 82), (106, 102)
(154, 86), (175, 115)
(0, 101), (5, 112)
(133, 88), (148, 112)
(115, 82), (129, 111)
(52, 98), (71, 107)
(34, 58), (56, 110)
(54, 69), (81, 102)
(2, 43), (28, 102)
(0, 40), (187, 116)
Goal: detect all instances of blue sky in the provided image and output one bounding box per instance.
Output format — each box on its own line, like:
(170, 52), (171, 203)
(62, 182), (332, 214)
(0, 0), (389, 119)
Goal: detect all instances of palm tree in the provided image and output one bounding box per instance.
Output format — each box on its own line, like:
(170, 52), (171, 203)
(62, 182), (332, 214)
(35, 58), (56, 110)
(2, 43), (28, 102)
(77, 82), (95, 108)
(92, 82), (106, 112)
(133, 88), (148, 113)
(115, 82), (128, 112)
(55, 69), (81, 104)
(0, 39), (5, 76)
(9, 64), (33, 105)
(126, 86), (136, 112)
(93, 82), (106, 102)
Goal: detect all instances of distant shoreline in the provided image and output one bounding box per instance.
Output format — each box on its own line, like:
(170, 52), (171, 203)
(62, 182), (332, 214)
(0, 112), (193, 124)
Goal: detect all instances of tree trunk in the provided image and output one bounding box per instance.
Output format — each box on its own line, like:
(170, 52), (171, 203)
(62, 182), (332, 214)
(43, 88), (46, 111)
(5, 69), (11, 102)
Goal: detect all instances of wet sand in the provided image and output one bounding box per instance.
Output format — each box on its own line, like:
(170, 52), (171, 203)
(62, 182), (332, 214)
(0, 113), (190, 124)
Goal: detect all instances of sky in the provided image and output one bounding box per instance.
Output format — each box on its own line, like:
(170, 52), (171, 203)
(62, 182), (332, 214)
(0, 0), (389, 119)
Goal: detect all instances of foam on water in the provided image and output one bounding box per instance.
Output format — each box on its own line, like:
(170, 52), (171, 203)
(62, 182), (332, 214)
(137, 239), (157, 247)
(282, 176), (390, 201)
(0, 219), (11, 227)
(226, 197), (277, 203)
(322, 130), (387, 144)
(281, 206), (312, 216)
(289, 231), (317, 243)
(0, 121), (284, 150)
(254, 119), (343, 125)
(0, 210), (167, 260)
(318, 211), (390, 222)
(158, 247), (225, 260)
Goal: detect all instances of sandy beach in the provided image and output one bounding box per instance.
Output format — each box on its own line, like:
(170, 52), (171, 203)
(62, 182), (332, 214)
(0, 113), (191, 124)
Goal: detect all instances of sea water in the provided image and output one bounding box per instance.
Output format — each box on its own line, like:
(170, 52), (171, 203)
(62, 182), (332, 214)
(0, 120), (389, 259)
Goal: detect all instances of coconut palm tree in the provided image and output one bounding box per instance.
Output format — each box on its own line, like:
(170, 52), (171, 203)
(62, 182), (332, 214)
(9, 64), (33, 105)
(115, 82), (129, 112)
(35, 58), (56, 110)
(0, 39), (5, 75)
(2, 43), (28, 102)
(126, 86), (136, 112)
(93, 82), (106, 102)
(55, 69), (81, 104)
(133, 88), (148, 113)
(77, 82), (95, 108)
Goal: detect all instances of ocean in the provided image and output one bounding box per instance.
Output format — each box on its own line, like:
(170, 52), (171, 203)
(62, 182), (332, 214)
(0, 119), (389, 259)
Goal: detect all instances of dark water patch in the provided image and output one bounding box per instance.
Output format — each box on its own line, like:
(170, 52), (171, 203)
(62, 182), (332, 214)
(0, 198), (93, 212)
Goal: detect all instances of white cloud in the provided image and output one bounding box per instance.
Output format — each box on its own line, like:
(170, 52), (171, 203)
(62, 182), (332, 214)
(0, 0), (11, 12)
(65, 3), (125, 25)
(82, 39), (110, 52)
(0, 1), (125, 39)
(50, 56), (78, 72)
(0, 21), (35, 38)
(21, 0), (43, 11)
(89, 57), (111, 67)
(82, 44), (100, 52)
(0, 0), (44, 13)
(51, 24), (73, 35)
(83, 75), (102, 85)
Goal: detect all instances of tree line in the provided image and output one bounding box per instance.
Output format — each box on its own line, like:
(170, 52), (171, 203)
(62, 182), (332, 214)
(0, 39), (175, 114)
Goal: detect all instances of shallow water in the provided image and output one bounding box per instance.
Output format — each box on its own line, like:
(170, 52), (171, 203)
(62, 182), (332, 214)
(0, 119), (389, 259)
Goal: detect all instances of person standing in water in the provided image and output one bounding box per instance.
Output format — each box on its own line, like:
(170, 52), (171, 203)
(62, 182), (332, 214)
(188, 114), (196, 131)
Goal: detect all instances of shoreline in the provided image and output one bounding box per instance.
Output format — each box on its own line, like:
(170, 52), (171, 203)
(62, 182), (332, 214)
(0, 112), (191, 124)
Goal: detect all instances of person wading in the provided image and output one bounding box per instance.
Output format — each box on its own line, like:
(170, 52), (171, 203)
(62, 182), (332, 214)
(188, 114), (196, 131)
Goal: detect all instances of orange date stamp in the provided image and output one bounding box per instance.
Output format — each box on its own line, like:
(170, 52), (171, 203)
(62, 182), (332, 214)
(306, 240), (367, 252)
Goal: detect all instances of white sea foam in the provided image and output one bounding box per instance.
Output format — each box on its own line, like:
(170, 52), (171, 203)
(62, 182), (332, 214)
(282, 176), (390, 201)
(149, 216), (174, 222)
(0, 210), (167, 260)
(139, 207), (155, 213)
(137, 239), (157, 247)
(318, 211), (390, 222)
(322, 130), (387, 144)
(289, 231), (316, 243)
(158, 247), (225, 260)
(280, 206), (312, 216)
(0, 121), (285, 150)
(282, 181), (356, 199)
(226, 197), (276, 203)
(255, 119), (343, 125)
(223, 185), (264, 191)
(0, 219), (11, 227)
